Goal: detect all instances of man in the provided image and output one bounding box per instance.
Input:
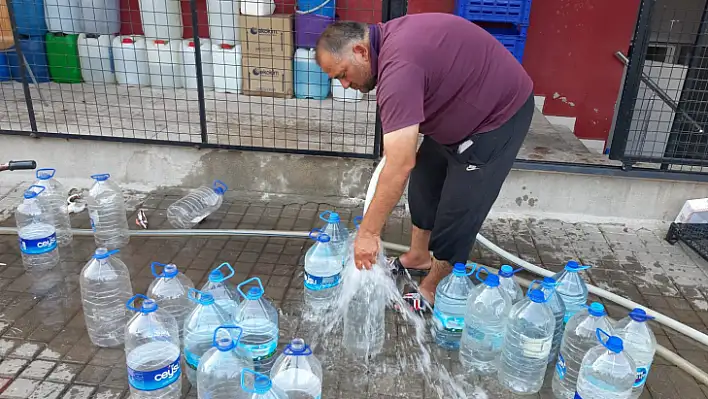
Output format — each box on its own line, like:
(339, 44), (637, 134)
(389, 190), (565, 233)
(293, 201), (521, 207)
(316, 13), (534, 306)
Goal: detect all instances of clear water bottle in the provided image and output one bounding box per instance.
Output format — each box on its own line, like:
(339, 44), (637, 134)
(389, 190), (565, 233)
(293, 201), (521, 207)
(234, 277), (279, 373)
(197, 326), (254, 399)
(575, 329), (636, 399)
(553, 260), (590, 325)
(552, 302), (615, 399)
(34, 168), (72, 247)
(87, 173), (130, 249)
(318, 210), (349, 258)
(167, 180), (228, 229)
(270, 338), (322, 399)
(80, 247), (133, 347)
(342, 260), (386, 359)
(498, 280), (556, 395)
(498, 265), (524, 304)
(432, 262), (477, 350)
(16, 185), (60, 270)
(125, 294), (181, 399)
(201, 262), (239, 314)
(147, 261), (196, 339)
(183, 288), (235, 385)
(614, 308), (657, 399)
(304, 229), (342, 311)
(459, 267), (512, 375)
(540, 276), (566, 364)
(241, 369), (288, 399)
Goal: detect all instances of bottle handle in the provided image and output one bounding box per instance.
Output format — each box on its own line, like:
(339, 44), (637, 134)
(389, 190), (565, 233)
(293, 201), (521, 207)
(150, 261), (169, 278)
(93, 249), (120, 260)
(212, 179), (228, 195)
(464, 262), (478, 276)
(353, 216), (363, 229)
(90, 173), (110, 181)
(187, 288), (211, 305)
(596, 328), (611, 346)
(35, 168), (56, 180)
(26, 184), (46, 196)
(237, 277), (264, 299)
(308, 228), (323, 240)
(240, 368), (270, 394)
(125, 294), (149, 312)
(319, 210), (333, 223)
(211, 262), (235, 282)
(475, 266), (489, 282)
(212, 325), (243, 347)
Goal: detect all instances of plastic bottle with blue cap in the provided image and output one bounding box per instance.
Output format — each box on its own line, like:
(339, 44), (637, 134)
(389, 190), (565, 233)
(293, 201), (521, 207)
(304, 228), (342, 310)
(182, 288), (235, 385)
(167, 179), (229, 229)
(614, 308), (657, 398)
(234, 277), (279, 373)
(575, 328), (636, 399)
(459, 266), (512, 375)
(270, 338), (322, 399)
(432, 262), (478, 349)
(34, 168), (72, 246)
(87, 173), (130, 249)
(124, 294), (182, 399)
(200, 262), (239, 314)
(16, 185), (61, 270)
(80, 247), (133, 347)
(498, 264), (524, 304)
(318, 210), (349, 258)
(498, 280), (556, 395)
(540, 276), (566, 364)
(196, 326), (254, 399)
(553, 260), (591, 325)
(552, 302), (615, 399)
(147, 261), (196, 339)
(241, 369), (287, 399)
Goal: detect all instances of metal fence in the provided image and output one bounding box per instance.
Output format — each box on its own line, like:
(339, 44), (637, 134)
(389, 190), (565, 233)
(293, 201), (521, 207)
(611, 0), (708, 170)
(0, 0), (393, 158)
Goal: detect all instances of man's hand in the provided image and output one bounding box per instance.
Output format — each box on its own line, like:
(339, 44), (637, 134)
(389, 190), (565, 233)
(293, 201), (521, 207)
(354, 229), (380, 270)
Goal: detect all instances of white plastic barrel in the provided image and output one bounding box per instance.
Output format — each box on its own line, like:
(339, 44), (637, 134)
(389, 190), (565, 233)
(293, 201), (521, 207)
(78, 34), (115, 83)
(139, 0), (183, 39)
(45, 0), (83, 33)
(147, 39), (183, 88)
(80, 0), (119, 34)
(332, 79), (363, 102)
(207, 0), (240, 43)
(181, 39), (214, 89)
(240, 0), (274, 16)
(212, 42), (241, 94)
(112, 36), (150, 86)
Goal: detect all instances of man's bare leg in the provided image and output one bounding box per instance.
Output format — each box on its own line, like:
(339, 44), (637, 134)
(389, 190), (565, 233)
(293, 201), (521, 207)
(399, 226), (433, 270)
(418, 258), (452, 305)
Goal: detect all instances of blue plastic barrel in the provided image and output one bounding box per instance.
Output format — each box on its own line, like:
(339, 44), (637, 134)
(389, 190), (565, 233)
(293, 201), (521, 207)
(11, 0), (47, 36)
(7, 36), (51, 82)
(0, 51), (11, 81)
(296, 0), (335, 18)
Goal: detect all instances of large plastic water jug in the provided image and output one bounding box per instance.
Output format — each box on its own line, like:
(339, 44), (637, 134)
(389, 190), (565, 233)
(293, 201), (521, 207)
(294, 48), (329, 100)
(7, 36), (51, 82)
(575, 329), (636, 399)
(553, 260), (590, 324)
(615, 308), (657, 399)
(146, 38), (183, 88)
(497, 265), (524, 304)
(206, 0), (239, 43)
(552, 302), (614, 399)
(296, 0), (334, 18)
(44, 0), (82, 33)
(270, 338), (322, 398)
(241, 369), (287, 399)
(34, 168), (72, 247)
(138, 0), (182, 38)
(433, 262), (477, 350)
(197, 326), (253, 399)
(15, 185), (60, 270)
(294, 13), (332, 49)
(78, 34), (114, 83)
(167, 179), (227, 228)
(80, 248), (133, 347)
(459, 267), (512, 375)
(112, 35), (150, 86)
(181, 38), (214, 89)
(125, 294), (181, 399)
(234, 277), (279, 373)
(240, 0), (273, 16)
(498, 280), (556, 395)
(303, 229), (341, 311)
(318, 210), (348, 260)
(12, 0), (47, 36)
(147, 262), (196, 339)
(200, 262), (239, 314)
(540, 276), (566, 364)
(212, 42), (241, 93)
(46, 33), (82, 83)
(80, 0), (119, 34)
(332, 79), (363, 103)
(87, 173), (131, 249)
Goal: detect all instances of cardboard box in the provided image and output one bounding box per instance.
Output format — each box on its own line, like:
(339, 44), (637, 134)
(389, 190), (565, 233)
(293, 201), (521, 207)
(239, 14), (294, 57)
(242, 54), (293, 98)
(675, 198), (708, 224)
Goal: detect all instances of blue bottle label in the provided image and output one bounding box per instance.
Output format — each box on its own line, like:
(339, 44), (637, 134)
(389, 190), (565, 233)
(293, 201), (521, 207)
(304, 272), (341, 291)
(184, 349), (200, 371)
(240, 340), (278, 362)
(19, 233), (57, 255)
(556, 353), (567, 380)
(127, 355), (181, 391)
(634, 364), (651, 387)
(433, 309), (463, 333)
(573, 393), (583, 399)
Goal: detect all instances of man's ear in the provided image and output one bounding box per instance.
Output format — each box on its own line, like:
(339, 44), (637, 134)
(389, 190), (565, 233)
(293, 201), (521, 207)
(352, 43), (369, 62)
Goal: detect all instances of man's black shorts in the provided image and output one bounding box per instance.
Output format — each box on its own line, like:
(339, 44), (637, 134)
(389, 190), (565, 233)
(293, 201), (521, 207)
(407, 94), (534, 265)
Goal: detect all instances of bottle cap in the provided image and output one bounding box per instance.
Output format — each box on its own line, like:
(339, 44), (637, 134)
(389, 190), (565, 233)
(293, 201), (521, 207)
(629, 308), (654, 323)
(212, 180), (228, 195)
(283, 338), (313, 356)
(597, 328), (623, 353)
(485, 274), (500, 287)
(90, 173), (110, 181)
(588, 302), (606, 317)
(213, 325), (242, 352)
(319, 210), (340, 223)
(122, 38), (133, 44)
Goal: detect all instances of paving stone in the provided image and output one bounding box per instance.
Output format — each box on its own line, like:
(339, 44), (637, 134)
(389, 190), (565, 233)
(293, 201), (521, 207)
(0, 359), (28, 378)
(92, 387), (124, 399)
(9, 344), (42, 360)
(19, 361), (55, 380)
(60, 385), (96, 399)
(27, 382), (65, 399)
(46, 363), (83, 384)
(0, 379), (39, 398)
(0, 341), (18, 358)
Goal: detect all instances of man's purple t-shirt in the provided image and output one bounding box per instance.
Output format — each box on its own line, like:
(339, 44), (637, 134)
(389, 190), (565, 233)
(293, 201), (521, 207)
(372, 13), (534, 144)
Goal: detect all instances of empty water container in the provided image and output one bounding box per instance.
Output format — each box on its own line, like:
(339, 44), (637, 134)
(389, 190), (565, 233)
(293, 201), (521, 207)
(303, 229), (341, 311)
(332, 79), (363, 102)
(242, 369), (287, 399)
(540, 276), (566, 364)
(78, 34), (115, 83)
(197, 326), (253, 399)
(80, 248), (133, 347)
(575, 329), (636, 399)
(44, 0), (82, 33)
(206, 0), (239, 43)
(234, 277), (279, 373)
(167, 180), (227, 229)
(125, 294), (181, 399)
(318, 210), (348, 259)
(498, 265), (524, 304)
(553, 260), (590, 325)
(296, 0), (334, 18)
(615, 308), (657, 399)
(552, 302), (615, 399)
(16, 185), (60, 270)
(240, 0), (273, 16)
(270, 338), (322, 398)
(498, 280), (556, 395)
(46, 33), (82, 83)
(139, 0), (182, 39)
(79, 0), (119, 34)
(212, 42), (241, 93)
(200, 262), (239, 314)
(7, 35), (51, 82)
(34, 168), (72, 247)
(146, 38), (183, 88)
(294, 48), (329, 100)
(459, 267), (512, 375)
(147, 261), (196, 339)
(87, 173), (130, 249)
(12, 0), (47, 36)
(433, 262), (477, 350)
(181, 38), (214, 89)
(112, 36), (150, 86)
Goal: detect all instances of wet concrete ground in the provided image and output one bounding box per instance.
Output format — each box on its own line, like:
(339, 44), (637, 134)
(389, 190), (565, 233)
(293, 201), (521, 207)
(0, 190), (707, 398)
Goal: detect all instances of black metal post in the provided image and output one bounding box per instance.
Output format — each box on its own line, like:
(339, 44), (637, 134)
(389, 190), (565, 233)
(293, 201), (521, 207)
(189, 0), (209, 146)
(5, 0), (38, 133)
